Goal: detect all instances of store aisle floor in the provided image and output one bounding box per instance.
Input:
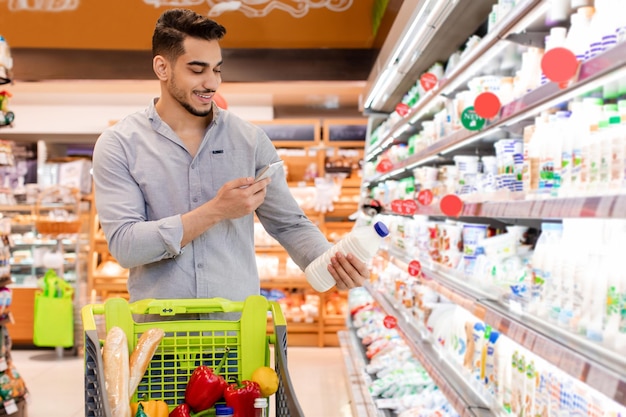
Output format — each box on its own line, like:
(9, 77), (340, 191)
(10, 346), (353, 417)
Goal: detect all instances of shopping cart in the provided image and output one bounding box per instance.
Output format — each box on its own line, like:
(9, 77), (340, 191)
(81, 295), (304, 417)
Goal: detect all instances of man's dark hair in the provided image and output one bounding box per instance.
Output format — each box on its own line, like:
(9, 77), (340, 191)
(152, 8), (226, 61)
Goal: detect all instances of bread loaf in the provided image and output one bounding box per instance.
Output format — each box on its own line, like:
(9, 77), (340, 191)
(103, 326), (131, 417)
(128, 327), (165, 397)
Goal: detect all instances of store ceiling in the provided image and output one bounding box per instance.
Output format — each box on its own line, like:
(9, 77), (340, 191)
(1, 0), (403, 117)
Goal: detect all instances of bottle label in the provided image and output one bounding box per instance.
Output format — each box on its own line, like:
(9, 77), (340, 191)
(588, 40), (604, 58)
(602, 34), (617, 49)
(617, 26), (626, 44)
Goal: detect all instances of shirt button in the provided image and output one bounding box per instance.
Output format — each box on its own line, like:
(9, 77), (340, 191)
(197, 263), (203, 268)
(191, 164), (195, 169)
(193, 198), (198, 202)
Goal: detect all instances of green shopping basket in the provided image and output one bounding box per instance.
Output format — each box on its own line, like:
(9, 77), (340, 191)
(81, 295), (304, 417)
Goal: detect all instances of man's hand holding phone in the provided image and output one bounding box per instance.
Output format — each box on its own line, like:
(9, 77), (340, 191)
(254, 160), (284, 182)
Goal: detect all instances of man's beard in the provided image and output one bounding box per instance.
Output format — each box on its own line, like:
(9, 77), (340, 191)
(169, 75), (213, 117)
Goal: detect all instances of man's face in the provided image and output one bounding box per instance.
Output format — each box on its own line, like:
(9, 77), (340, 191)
(166, 37), (223, 117)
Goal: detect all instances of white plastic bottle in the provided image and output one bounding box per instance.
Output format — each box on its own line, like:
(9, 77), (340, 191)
(304, 221), (389, 292)
(565, 7), (595, 62)
(587, 0), (611, 59)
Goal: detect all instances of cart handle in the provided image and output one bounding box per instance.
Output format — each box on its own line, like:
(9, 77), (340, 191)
(82, 297), (288, 332)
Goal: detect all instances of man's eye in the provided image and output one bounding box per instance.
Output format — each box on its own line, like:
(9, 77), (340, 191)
(214, 68), (222, 73)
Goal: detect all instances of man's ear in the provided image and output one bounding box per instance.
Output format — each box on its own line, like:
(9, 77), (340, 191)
(153, 55), (169, 81)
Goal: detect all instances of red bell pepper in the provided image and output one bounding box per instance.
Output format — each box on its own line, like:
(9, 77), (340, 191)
(169, 403), (191, 417)
(224, 377), (261, 417)
(184, 347), (230, 413)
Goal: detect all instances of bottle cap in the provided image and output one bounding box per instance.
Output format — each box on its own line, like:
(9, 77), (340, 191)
(254, 397), (268, 407)
(374, 221), (389, 237)
(216, 406), (234, 416)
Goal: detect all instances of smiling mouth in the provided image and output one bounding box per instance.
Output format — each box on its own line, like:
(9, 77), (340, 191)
(195, 92), (214, 99)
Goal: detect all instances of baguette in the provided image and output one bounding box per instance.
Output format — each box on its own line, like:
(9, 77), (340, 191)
(128, 327), (165, 397)
(103, 326), (131, 417)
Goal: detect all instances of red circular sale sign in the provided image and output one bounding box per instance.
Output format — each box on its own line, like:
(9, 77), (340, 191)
(440, 194), (464, 217)
(420, 73), (438, 92)
(474, 92), (501, 119)
(395, 102), (410, 117)
(541, 47), (579, 84)
(383, 315), (398, 329)
(417, 189), (433, 206)
(376, 159), (393, 173)
(408, 260), (421, 277)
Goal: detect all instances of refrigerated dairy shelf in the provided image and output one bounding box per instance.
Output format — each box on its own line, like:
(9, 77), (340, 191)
(366, 0), (547, 160)
(379, 248), (626, 407)
(365, 40), (626, 185)
(337, 330), (388, 417)
(378, 193), (626, 220)
(363, 281), (497, 417)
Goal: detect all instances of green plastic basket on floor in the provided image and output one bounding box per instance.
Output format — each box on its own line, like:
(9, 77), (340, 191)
(81, 295), (303, 417)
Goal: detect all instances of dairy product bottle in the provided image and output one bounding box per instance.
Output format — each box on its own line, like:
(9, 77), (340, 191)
(305, 221), (389, 292)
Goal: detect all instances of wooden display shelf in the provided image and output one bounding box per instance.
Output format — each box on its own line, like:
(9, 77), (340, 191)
(6, 287), (36, 345)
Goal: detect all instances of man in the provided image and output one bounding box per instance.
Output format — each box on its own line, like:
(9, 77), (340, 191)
(92, 8), (369, 303)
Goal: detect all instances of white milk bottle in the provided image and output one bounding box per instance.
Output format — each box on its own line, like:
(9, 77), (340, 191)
(305, 221), (389, 292)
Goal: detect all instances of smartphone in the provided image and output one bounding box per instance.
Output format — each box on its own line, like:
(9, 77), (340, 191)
(254, 160), (284, 182)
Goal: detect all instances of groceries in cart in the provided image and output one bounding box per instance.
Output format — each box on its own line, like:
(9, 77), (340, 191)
(98, 303), (281, 417)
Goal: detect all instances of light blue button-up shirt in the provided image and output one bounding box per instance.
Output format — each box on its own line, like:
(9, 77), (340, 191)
(92, 100), (331, 303)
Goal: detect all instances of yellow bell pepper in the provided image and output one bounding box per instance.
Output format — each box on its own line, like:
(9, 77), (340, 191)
(130, 400), (169, 417)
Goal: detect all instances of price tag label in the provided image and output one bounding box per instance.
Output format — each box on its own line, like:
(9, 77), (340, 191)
(3, 399), (17, 415)
(596, 196), (614, 217)
(530, 201), (544, 218)
(570, 197), (586, 217)
(508, 322), (524, 344)
(395, 102), (410, 117)
(559, 350), (586, 379)
(612, 194), (626, 217)
(375, 398), (400, 409)
(391, 199), (418, 215)
(524, 332), (536, 351)
(420, 73), (438, 92)
(408, 260), (421, 277)
(585, 366), (619, 399)
(581, 197), (600, 217)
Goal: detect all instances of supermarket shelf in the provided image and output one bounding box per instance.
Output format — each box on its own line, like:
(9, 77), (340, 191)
(12, 238), (78, 246)
(366, 0), (546, 159)
(382, 249), (626, 407)
(260, 277), (309, 288)
(365, 0), (505, 115)
(365, 40), (626, 181)
(0, 204), (77, 212)
(382, 193), (626, 221)
(338, 330), (388, 417)
(363, 281), (496, 417)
